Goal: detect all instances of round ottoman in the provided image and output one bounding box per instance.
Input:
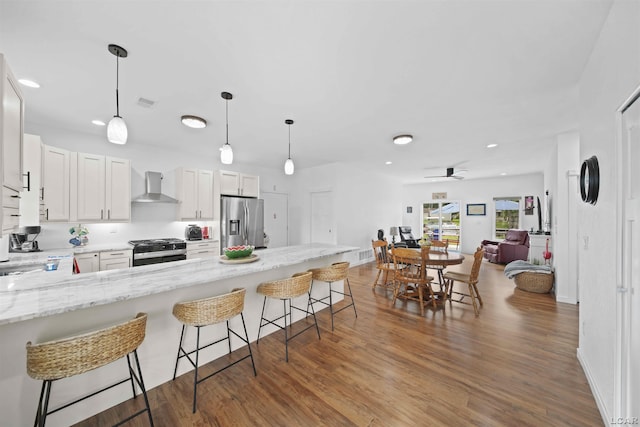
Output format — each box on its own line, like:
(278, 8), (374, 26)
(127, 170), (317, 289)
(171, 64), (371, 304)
(514, 272), (554, 293)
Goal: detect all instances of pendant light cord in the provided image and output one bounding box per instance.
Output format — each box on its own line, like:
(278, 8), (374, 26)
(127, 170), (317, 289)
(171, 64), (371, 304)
(225, 99), (229, 145)
(115, 54), (120, 118)
(288, 125), (291, 158)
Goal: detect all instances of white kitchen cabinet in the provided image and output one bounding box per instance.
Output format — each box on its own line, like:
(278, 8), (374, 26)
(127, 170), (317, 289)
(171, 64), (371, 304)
(74, 252), (99, 274)
(1, 54), (24, 193)
(76, 153), (130, 222)
(41, 144), (70, 222)
(1, 54), (24, 235)
(176, 168), (214, 220)
(219, 170), (259, 197)
(186, 240), (219, 260)
(99, 249), (132, 271)
(19, 134), (42, 226)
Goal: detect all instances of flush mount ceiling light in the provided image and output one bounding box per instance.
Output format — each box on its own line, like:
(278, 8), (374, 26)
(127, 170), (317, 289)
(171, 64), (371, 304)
(393, 134), (413, 145)
(181, 115), (207, 129)
(284, 119), (295, 175)
(220, 91), (233, 164)
(107, 44), (128, 145)
(487, 143), (498, 148)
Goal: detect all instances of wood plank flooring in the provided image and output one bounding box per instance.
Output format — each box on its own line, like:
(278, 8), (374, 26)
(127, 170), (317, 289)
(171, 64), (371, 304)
(74, 258), (602, 426)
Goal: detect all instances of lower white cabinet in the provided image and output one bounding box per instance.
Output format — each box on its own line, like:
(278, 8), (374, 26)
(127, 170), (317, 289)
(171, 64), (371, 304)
(186, 240), (219, 260)
(74, 252), (99, 274)
(99, 249), (132, 271)
(74, 249), (132, 273)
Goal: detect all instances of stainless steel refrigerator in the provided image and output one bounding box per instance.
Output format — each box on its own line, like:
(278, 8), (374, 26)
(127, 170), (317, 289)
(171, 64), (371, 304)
(220, 196), (265, 252)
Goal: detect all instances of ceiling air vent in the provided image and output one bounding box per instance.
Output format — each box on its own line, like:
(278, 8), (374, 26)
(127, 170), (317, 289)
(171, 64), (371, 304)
(137, 97), (156, 108)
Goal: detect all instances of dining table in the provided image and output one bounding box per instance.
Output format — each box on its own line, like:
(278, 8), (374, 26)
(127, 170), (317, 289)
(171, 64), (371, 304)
(390, 246), (465, 305)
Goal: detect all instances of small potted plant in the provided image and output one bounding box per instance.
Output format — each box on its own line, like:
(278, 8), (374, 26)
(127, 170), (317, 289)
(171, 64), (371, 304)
(69, 224), (89, 246)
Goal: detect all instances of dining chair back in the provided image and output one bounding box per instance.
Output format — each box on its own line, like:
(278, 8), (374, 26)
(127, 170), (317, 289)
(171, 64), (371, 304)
(444, 247), (485, 316)
(371, 239), (394, 292)
(391, 246), (437, 315)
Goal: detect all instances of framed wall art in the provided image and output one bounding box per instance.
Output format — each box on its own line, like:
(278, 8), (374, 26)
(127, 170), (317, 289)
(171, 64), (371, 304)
(466, 203), (486, 216)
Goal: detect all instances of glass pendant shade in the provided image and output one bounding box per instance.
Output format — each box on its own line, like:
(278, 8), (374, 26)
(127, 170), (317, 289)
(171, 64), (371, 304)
(107, 116), (128, 145)
(220, 143), (233, 164)
(284, 158), (294, 175)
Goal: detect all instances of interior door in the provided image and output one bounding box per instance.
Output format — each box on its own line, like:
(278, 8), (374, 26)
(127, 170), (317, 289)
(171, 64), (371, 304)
(622, 93), (640, 418)
(263, 192), (288, 248)
(311, 191), (335, 244)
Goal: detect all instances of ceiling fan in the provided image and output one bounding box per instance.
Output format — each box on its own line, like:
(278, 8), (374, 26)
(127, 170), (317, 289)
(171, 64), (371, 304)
(424, 167), (466, 180)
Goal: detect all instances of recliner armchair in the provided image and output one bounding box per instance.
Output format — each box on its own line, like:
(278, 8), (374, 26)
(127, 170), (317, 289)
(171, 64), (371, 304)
(481, 229), (530, 264)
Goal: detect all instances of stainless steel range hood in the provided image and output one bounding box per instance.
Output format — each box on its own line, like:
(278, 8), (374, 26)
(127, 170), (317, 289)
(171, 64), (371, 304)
(132, 171), (179, 203)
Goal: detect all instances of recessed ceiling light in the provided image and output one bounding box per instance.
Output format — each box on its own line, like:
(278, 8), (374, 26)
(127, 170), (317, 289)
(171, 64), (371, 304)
(500, 172), (507, 176)
(393, 134), (413, 145)
(92, 120), (106, 126)
(181, 115), (207, 129)
(18, 79), (40, 88)
(487, 143), (498, 148)
(385, 161), (392, 165)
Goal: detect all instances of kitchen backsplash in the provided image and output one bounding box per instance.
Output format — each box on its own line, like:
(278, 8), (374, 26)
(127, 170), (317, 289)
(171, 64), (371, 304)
(35, 204), (219, 250)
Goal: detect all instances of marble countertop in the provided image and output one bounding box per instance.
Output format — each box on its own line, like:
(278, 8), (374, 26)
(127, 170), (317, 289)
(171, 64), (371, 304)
(0, 243), (357, 325)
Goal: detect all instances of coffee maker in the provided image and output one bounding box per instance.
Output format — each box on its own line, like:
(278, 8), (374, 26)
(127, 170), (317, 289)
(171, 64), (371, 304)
(9, 226), (42, 253)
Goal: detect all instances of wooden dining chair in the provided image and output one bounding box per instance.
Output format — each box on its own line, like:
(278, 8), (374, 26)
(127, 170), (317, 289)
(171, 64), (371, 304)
(391, 247), (436, 315)
(443, 247), (484, 316)
(425, 240), (448, 289)
(371, 239), (395, 293)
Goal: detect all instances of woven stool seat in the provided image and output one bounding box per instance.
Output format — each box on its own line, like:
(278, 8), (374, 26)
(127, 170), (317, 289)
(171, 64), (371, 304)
(257, 272), (320, 362)
(172, 288), (256, 413)
(307, 262), (357, 330)
(26, 313), (153, 426)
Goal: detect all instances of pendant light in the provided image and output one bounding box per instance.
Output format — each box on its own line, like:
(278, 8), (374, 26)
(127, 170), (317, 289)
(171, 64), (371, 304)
(107, 44), (128, 145)
(284, 119), (295, 175)
(220, 91), (233, 164)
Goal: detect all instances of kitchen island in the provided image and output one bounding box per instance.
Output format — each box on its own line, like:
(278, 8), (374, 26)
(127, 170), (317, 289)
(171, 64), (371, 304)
(0, 243), (357, 427)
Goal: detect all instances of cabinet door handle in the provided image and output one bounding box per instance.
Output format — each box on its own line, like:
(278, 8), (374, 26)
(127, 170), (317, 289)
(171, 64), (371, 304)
(10, 194), (20, 199)
(101, 209), (104, 220)
(108, 209), (111, 219)
(23, 172), (31, 191)
(46, 209), (49, 220)
(10, 214), (21, 217)
(108, 252), (124, 256)
(41, 187), (44, 201)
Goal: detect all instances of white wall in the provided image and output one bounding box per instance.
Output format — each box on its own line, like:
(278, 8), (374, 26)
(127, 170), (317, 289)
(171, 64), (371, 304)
(290, 162), (404, 256)
(577, 0), (640, 421)
(401, 174), (544, 254)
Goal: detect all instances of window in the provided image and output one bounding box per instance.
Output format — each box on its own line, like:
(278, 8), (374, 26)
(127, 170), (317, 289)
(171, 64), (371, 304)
(422, 201), (461, 250)
(494, 197), (520, 239)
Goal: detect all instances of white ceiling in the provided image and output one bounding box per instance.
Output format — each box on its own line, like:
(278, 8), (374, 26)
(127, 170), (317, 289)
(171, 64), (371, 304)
(0, 0), (612, 183)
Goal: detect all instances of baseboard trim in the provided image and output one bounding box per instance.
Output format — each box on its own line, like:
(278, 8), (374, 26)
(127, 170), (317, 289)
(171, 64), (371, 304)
(556, 295), (578, 304)
(577, 347), (609, 426)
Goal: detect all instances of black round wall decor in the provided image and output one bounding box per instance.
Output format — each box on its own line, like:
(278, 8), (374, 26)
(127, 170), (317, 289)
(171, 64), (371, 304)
(580, 155), (599, 205)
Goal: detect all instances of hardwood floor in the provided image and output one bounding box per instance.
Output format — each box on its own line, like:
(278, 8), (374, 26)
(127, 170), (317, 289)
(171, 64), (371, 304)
(74, 258), (602, 426)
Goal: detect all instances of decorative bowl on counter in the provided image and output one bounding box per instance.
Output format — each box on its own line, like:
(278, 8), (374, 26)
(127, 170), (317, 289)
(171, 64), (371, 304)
(223, 245), (254, 259)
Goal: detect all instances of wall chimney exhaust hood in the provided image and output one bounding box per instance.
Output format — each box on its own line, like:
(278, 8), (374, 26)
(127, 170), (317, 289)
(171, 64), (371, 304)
(132, 171), (179, 203)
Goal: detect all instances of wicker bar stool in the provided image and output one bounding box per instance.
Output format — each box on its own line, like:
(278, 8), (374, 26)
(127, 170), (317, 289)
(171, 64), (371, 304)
(172, 288), (256, 413)
(26, 312), (153, 427)
(307, 262), (357, 331)
(256, 271), (320, 362)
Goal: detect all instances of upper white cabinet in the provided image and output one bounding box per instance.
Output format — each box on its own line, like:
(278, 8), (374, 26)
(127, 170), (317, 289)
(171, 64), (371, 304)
(76, 153), (130, 222)
(1, 54), (24, 235)
(42, 145), (70, 222)
(1, 55), (24, 193)
(176, 168), (214, 220)
(219, 170), (259, 197)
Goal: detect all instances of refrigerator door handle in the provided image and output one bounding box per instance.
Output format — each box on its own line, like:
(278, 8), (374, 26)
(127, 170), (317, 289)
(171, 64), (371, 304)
(244, 201), (249, 245)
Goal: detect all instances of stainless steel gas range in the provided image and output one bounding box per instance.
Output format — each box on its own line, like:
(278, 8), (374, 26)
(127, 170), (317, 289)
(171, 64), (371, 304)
(128, 238), (187, 267)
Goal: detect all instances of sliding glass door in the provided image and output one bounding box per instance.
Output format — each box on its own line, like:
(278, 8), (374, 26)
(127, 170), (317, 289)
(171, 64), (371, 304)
(422, 201), (461, 250)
